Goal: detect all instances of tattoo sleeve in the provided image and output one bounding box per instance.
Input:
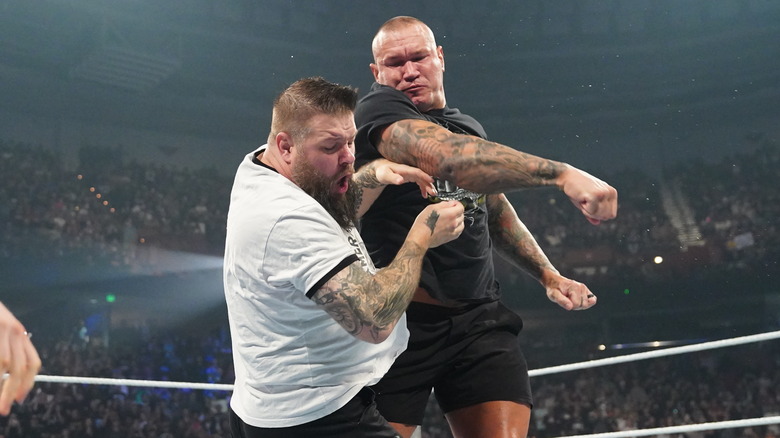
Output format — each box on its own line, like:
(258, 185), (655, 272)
(487, 194), (557, 281)
(311, 239), (427, 343)
(351, 160), (387, 218)
(379, 119), (567, 194)
(352, 161), (384, 191)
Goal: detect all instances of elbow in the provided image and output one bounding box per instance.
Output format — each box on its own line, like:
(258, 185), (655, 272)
(354, 324), (395, 344)
(438, 157), (466, 185)
(358, 335), (389, 345)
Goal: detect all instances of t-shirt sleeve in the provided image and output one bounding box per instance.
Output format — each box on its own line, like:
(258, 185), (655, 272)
(264, 204), (358, 299)
(354, 84), (427, 168)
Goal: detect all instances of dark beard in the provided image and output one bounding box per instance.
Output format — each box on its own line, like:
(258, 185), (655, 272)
(292, 160), (358, 230)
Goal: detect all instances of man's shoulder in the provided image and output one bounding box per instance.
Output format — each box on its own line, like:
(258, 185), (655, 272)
(355, 83), (424, 127)
(358, 83), (411, 105)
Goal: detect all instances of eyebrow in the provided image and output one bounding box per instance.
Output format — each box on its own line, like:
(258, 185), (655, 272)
(319, 129), (356, 142)
(381, 49), (430, 64)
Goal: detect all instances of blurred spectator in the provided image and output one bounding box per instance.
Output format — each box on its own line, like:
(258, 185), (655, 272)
(1, 137), (779, 437)
(1, 138), (776, 285)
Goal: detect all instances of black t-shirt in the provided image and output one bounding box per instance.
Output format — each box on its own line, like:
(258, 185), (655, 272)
(354, 82), (500, 304)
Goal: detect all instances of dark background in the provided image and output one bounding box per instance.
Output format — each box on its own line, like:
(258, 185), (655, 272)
(1, 0), (779, 362)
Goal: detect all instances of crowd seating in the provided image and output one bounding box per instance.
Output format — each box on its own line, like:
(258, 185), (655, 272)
(2, 138), (776, 283)
(421, 341), (780, 438)
(2, 322), (777, 438)
(1, 137), (778, 437)
(0, 322), (233, 438)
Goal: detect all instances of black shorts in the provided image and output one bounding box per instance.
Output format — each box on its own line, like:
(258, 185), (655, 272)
(229, 387), (401, 438)
(371, 299), (532, 426)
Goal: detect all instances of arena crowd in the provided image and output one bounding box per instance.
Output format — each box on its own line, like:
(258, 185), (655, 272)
(1, 137), (778, 437)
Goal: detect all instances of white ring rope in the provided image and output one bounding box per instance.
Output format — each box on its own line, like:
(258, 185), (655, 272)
(33, 375), (233, 391)
(553, 416), (780, 438)
(4, 329), (778, 436)
(530, 329), (780, 377)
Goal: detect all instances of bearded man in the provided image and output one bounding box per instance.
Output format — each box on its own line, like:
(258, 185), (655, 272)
(222, 76), (465, 438)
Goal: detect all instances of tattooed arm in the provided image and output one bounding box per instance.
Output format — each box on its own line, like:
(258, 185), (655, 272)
(312, 201), (464, 343)
(352, 158), (436, 218)
(487, 194), (597, 312)
(487, 193), (557, 281)
(375, 119), (618, 224)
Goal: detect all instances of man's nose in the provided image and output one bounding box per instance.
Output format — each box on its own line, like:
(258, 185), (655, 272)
(340, 146), (355, 165)
(402, 61), (419, 80)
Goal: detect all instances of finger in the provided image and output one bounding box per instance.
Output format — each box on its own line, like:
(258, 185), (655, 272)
(547, 288), (575, 311)
(9, 332), (28, 399)
(0, 336), (22, 415)
(584, 215), (601, 225)
(0, 385), (11, 416)
(396, 167), (433, 184)
(0, 332), (9, 373)
(575, 198), (607, 225)
(15, 338), (40, 403)
(581, 190), (618, 222)
(419, 182), (436, 198)
(575, 292), (597, 310)
(450, 200), (465, 213)
(390, 173), (405, 185)
(437, 200), (461, 211)
(0, 334), (10, 415)
(609, 190), (618, 218)
(570, 196), (597, 224)
(398, 170), (433, 198)
(453, 219), (465, 237)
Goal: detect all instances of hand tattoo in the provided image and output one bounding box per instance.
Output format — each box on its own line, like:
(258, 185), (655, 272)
(425, 210), (440, 234)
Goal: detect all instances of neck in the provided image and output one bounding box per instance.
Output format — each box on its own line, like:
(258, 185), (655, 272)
(257, 147), (292, 180)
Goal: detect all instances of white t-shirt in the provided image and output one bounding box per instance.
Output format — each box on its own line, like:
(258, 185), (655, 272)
(223, 146), (409, 428)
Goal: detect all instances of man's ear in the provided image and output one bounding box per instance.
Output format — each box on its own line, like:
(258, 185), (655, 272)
(276, 132), (295, 164)
(370, 63), (380, 81)
(438, 46), (445, 72)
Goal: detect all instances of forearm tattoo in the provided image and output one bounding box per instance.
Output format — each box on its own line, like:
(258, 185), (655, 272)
(351, 161), (384, 214)
(353, 161), (384, 190)
(312, 241), (426, 342)
(382, 120), (565, 193)
(487, 195), (556, 280)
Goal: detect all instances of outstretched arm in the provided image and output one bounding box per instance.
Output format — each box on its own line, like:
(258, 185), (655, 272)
(487, 194), (597, 311)
(376, 119), (618, 224)
(312, 201), (465, 343)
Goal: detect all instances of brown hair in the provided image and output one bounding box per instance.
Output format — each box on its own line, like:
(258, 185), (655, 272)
(268, 77), (357, 144)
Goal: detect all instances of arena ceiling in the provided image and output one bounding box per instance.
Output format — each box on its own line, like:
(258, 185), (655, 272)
(1, 0), (779, 167)
(2, 0), (779, 339)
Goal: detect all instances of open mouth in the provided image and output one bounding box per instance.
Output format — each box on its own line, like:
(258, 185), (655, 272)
(336, 174), (351, 193)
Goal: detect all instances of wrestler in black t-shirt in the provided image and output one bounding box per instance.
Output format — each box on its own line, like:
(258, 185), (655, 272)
(355, 82), (499, 304)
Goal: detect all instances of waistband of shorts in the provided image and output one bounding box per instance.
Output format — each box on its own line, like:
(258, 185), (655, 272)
(356, 386), (376, 405)
(406, 299), (498, 319)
